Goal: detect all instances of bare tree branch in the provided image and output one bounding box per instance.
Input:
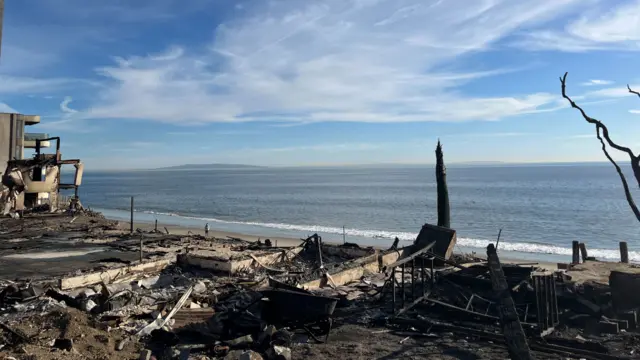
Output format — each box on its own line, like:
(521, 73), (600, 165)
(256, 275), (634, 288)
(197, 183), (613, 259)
(628, 84), (640, 99)
(595, 125), (640, 222)
(561, 73), (637, 159)
(560, 72), (640, 223)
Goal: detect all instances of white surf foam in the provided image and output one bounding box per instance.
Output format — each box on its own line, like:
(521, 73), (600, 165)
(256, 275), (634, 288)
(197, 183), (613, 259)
(138, 209), (640, 262)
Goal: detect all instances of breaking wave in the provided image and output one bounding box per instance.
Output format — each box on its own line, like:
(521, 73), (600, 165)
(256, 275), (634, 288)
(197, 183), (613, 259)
(137, 209), (639, 262)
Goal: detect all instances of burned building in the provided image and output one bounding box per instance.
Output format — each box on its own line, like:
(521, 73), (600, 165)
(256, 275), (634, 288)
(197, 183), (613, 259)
(0, 112), (83, 215)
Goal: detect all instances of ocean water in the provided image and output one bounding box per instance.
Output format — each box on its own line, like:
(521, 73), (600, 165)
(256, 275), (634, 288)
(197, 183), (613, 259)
(68, 164), (640, 263)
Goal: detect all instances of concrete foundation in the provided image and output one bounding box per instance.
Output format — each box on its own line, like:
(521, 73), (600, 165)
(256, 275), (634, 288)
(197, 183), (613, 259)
(59, 258), (173, 290)
(177, 247), (303, 275)
(322, 245), (374, 259)
(301, 246), (418, 289)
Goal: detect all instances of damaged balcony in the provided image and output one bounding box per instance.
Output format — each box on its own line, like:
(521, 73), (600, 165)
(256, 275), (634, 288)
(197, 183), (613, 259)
(1, 136), (84, 214)
(23, 132), (51, 149)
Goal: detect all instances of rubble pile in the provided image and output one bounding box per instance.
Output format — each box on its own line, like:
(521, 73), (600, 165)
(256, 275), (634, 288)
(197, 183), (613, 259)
(0, 214), (638, 359)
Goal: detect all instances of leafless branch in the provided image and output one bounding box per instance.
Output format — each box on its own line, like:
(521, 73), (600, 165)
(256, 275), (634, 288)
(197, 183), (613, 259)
(628, 84), (640, 99)
(595, 125), (640, 222)
(561, 72), (640, 223)
(561, 73), (637, 160)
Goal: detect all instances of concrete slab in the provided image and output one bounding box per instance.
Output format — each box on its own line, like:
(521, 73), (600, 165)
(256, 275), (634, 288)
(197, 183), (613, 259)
(177, 247), (303, 274)
(59, 258), (173, 290)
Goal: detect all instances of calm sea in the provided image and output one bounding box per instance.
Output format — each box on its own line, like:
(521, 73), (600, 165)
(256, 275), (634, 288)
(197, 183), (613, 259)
(68, 164), (640, 263)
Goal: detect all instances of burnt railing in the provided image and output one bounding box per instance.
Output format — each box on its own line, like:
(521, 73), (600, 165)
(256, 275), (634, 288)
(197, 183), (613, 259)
(384, 241), (436, 316)
(532, 273), (560, 336)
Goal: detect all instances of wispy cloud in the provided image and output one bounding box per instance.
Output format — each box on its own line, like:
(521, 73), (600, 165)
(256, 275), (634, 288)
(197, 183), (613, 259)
(60, 96), (78, 114)
(108, 141), (162, 152)
(564, 134), (594, 139)
(447, 132), (533, 138)
(0, 76), (79, 94)
(629, 109), (640, 114)
(515, 1), (640, 52)
(581, 84), (640, 99)
(167, 130), (259, 136)
(581, 79), (614, 86)
(0, 103), (18, 113)
(167, 131), (199, 136)
(39, 0), (209, 24)
(75, 0), (583, 125)
(254, 143), (383, 153)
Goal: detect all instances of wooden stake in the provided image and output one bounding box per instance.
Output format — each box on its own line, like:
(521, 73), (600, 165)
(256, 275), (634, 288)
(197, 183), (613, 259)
(620, 242), (629, 263)
(572, 241), (580, 264)
(486, 244), (534, 360)
(139, 235), (143, 262)
(130, 196), (134, 234)
(154, 219), (158, 232)
(579, 243), (588, 262)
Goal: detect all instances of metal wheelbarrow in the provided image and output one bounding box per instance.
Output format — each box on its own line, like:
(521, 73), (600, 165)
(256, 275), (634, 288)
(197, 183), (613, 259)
(260, 288), (338, 343)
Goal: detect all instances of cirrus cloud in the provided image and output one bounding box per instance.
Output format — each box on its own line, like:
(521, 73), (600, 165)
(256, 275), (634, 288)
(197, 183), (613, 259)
(80, 0), (584, 125)
(515, 0), (640, 52)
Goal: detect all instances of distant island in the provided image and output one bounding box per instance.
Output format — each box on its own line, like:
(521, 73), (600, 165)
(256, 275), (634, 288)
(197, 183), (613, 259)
(153, 161), (611, 171)
(449, 161), (507, 166)
(156, 163), (265, 170)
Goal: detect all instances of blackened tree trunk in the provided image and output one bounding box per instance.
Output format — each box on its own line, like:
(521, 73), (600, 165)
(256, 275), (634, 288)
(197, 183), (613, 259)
(436, 140), (450, 228)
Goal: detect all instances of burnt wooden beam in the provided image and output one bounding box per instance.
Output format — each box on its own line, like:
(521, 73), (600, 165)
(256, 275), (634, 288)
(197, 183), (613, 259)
(620, 241), (629, 263)
(572, 241), (580, 264)
(486, 243), (534, 360)
(383, 240), (435, 271)
(435, 140), (450, 228)
(392, 317), (625, 360)
(579, 243), (588, 262)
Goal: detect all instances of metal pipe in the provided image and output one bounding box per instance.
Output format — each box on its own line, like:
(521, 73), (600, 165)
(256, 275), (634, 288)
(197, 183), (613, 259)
(430, 258), (434, 288)
(411, 258), (416, 301)
(392, 267), (396, 311)
(401, 263), (405, 307)
(421, 257), (425, 295)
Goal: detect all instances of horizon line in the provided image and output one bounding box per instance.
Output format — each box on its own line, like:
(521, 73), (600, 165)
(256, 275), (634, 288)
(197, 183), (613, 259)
(84, 160), (618, 172)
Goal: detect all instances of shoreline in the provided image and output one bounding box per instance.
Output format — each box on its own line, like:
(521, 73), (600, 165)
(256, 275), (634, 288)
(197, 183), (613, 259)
(96, 206), (640, 264)
(120, 215), (559, 270)
(130, 220), (307, 248)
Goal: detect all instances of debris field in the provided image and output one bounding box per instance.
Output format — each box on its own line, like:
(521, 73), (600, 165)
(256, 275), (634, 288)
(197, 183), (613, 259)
(0, 213), (637, 359)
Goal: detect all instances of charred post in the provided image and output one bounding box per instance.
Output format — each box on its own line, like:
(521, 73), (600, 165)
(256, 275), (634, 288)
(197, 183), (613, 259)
(572, 241), (580, 264)
(620, 242), (629, 263)
(486, 243), (534, 360)
(579, 243), (589, 262)
(435, 140), (450, 228)
(130, 196), (134, 234)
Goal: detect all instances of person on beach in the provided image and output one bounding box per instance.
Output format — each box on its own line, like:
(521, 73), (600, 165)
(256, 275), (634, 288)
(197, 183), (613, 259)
(205, 223), (210, 237)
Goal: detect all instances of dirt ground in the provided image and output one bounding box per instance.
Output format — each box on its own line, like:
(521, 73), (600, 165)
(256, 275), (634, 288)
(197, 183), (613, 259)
(290, 324), (562, 360)
(0, 308), (142, 360)
(566, 261), (640, 284)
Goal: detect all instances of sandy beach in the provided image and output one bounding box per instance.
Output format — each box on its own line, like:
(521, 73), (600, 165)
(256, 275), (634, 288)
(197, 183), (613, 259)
(131, 220), (308, 248)
(126, 217), (559, 270)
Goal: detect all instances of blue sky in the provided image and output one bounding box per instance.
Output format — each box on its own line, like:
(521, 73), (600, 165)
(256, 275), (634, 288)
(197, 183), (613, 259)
(2, 0), (640, 169)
